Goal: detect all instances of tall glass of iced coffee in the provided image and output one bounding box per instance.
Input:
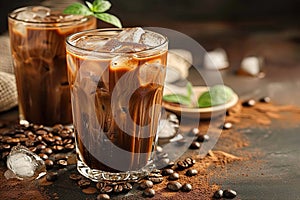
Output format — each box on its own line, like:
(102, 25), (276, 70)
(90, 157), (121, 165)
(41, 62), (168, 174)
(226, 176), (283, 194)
(8, 6), (96, 126)
(66, 28), (168, 182)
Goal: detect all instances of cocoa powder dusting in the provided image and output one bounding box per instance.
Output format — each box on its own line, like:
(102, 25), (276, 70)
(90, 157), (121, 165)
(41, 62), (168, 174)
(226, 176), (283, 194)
(1, 100), (300, 199)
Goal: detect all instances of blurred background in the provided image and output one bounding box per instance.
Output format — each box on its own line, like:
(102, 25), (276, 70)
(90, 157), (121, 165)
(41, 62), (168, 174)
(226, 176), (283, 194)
(1, 0), (299, 33)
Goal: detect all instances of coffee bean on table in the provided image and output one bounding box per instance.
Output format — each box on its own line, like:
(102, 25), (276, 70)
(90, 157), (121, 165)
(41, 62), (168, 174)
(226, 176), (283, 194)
(52, 145), (64, 152)
(188, 128), (200, 136)
(143, 188), (155, 198)
(181, 183), (192, 192)
(196, 134), (210, 142)
(96, 182), (106, 190)
(167, 181), (182, 191)
(69, 173), (83, 181)
(99, 185), (113, 194)
(148, 177), (163, 184)
(97, 194), (110, 200)
(41, 147), (53, 155)
(46, 172), (58, 182)
(242, 99), (256, 107)
(221, 122), (233, 130)
(223, 189), (237, 199)
(113, 184), (123, 193)
(78, 179), (91, 189)
(259, 96), (271, 103)
(122, 182), (133, 191)
(166, 161), (175, 169)
(213, 189), (223, 199)
(185, 157), (196, 167)
(64, 144), (75, 150)
(38, 153), (49, 160)
(44, 159), (54, 169)
(168, 172), (180, 180)
(57, 159), (68, 168)
(189, 141), (201, 149)
(37, 144), (46, 151)
(186, 169), (198, 176)
(176, 160), (189, 170)
(162, 168), (174, 176)
(139, 180), (153, 189)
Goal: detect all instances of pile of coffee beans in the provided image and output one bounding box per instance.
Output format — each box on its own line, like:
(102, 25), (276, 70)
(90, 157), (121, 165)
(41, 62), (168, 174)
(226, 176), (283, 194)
(0, 123), (75, 170)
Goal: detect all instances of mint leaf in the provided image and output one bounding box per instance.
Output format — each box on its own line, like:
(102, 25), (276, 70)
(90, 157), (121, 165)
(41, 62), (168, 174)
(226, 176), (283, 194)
(94, 13), (122, 28)
(163, 94), (191, 106)
(186, 82), (193, 99)
(92, 0), (111, 13)
(85, 1), (94, 10)
(63, 0), (122, 28)
(198, 85), (234, 108)
(63, 3), (93, 16)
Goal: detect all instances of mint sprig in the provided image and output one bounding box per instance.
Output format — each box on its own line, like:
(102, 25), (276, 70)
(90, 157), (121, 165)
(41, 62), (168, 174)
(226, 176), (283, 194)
(163, 82), (194, 106)
(63, 0), (122, 28)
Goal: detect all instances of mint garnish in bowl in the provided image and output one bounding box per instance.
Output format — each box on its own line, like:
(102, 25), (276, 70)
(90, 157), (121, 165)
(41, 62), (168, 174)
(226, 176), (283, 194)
(64, 0), (122, 28)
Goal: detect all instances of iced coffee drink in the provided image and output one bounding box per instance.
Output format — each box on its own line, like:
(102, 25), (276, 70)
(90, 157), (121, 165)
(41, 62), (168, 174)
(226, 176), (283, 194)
(8, 6), (96, 126)
(66, 28), (168, 182)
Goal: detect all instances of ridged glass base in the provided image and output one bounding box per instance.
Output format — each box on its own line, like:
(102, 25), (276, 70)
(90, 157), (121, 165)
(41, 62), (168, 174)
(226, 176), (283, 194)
(77, 160), (154, 183)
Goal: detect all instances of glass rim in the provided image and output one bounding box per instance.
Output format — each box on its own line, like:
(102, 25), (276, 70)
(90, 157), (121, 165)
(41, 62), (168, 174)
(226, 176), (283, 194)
(66, 28), (168, 56)
(8, 6), (93, 26)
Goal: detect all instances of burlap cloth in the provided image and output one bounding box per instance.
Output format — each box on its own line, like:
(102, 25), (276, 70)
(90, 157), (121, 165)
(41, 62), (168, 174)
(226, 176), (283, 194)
(0, 34), (18, 112)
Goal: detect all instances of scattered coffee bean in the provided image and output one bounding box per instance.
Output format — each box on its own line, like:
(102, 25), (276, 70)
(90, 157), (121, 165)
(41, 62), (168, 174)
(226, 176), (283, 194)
(221, 122), (233, 130)
(69, 173), (83, 181)
(46, 172), (58, 182)
(186, 169), (198, 176)
(139, 180), (153, 189)
(148, 173), (162, 178)
(213, 189), (223, 199)
(64, 144), (75, 150)
(55, 140), (64, 145)
(223, 189), (237, 199)
(41, 147), (53, 155)
(168, 172), (180, 180)
(38, 153), (49, 160)
(260, 96), (271, 103)
(185, 157), (196, 167)
(36, 144), (46, 151)
(6, 138), (20, 144)
(99, 185), (113, 194)
(28, 146), (37, 153)
(189, 141), (201, 149)
(122, 182), (133, 191)
(82, 186), (97, 195)
(53, 135), (62, 141)
(162, 168), (174, 176)
(1, 144), (11, 150)
(176, 160), (189, 170)
(148, 177), (163, 184)
(167, 181), (182, 191)
(97, 194), (110, 200)
(181, 183), (192, 192)
(96, 182), (106, 190)
(151, 169), (161, 174)
(57, 159), (68, 168)
(242, 99), (256, 107)
(188, 128), (200, 136)
(52, 124), (64, 133)
(196, 134), (210, 142)
(78, 179), (91, 189)
(63, 138), (73, 145)
(166, 161), (175, 169)
(143, 188), (155, 198)
(113, 184), (123, 193)
(52, 145), (64, 152)
(44, 159), (54, 169)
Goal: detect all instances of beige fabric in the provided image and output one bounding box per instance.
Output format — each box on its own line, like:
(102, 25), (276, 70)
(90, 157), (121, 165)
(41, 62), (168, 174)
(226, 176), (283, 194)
(0, 34), (17, 112)
(0, 71), (17, 112)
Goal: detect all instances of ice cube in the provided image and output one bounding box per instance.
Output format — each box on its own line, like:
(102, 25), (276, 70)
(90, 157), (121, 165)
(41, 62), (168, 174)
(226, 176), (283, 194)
(103, 28), (148, 53)
(6, 145), (46, 180)
(16, 10), (36, 21)
(115, 27), (145, 43)
(32, 6), (51, 20)
(139, 63), (165, 86)
(111, 56), (138, 69)
(140, 31), (164, 47)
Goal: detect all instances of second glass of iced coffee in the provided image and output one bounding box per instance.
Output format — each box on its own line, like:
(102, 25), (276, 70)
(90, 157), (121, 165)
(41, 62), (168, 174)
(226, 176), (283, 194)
(8, 6), (96, 126)
(66, 27), (168, 182)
